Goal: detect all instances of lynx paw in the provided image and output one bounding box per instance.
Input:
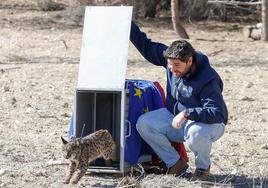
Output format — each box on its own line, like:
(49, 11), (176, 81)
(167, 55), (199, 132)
(70, 179), (79, 184)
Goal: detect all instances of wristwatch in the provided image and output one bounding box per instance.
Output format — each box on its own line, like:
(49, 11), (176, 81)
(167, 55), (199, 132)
(184, 108), (191, 119)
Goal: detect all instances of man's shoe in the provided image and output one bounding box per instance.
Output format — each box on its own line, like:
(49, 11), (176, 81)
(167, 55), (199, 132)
(191, 166), (210, 181)
(167, 159), (189, 176)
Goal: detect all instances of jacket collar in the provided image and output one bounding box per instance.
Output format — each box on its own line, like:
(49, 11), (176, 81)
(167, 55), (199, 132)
(182, 53), (198, 79)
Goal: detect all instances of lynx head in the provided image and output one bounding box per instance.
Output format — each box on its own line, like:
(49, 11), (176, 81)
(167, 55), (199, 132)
(61, 136), (81, 160)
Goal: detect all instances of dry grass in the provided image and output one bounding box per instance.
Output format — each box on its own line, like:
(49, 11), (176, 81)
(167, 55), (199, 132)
(117, 173), (268, 188)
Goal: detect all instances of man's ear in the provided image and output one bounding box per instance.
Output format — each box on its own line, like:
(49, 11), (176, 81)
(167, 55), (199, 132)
(187, 56), (193, 65)
(61, 136), (68, 144)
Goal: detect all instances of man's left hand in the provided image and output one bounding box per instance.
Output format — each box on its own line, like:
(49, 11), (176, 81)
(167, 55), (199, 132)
(172, 110), (187, 129)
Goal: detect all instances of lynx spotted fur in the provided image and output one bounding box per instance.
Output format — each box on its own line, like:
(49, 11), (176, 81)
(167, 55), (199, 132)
(61, 129), (116, 184)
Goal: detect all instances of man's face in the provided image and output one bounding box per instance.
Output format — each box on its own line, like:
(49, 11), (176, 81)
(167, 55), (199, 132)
(168, 57), (192, 77)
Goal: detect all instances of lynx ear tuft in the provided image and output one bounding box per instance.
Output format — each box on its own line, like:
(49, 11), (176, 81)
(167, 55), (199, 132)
(73, 137), (81, 146)
(73, 136), (77, 144)
(61, 136), (68, 144)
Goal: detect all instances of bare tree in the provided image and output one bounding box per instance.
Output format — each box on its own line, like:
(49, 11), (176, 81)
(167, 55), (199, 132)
(141, 0), (207, 39)
(262, 0), (268, 41)
(171, 0), (189, 39)
(144, 0), (161, 18)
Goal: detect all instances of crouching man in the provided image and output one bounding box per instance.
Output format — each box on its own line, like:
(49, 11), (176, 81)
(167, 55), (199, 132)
(130, 22), (228, 181)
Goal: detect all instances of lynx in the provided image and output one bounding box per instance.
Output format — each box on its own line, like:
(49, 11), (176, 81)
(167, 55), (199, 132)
(61, 129), (116, 184)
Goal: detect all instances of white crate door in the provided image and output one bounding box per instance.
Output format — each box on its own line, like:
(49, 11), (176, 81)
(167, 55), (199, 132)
(77, 6), (133, 91)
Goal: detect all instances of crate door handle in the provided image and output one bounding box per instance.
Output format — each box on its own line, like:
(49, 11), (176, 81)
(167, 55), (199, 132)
(125, 120), (131, 138)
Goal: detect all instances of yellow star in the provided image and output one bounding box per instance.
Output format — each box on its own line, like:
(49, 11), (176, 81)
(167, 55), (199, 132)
(134, 88), (142, 98)
(143, 107), (149, 113)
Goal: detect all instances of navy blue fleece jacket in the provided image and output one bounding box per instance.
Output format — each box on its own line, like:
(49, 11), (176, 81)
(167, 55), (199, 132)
(130, 22), (228, 125)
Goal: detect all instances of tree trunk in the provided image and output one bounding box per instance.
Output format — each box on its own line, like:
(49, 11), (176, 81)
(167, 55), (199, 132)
(171, 0), (189, 39)
(133, 0), (143, 20)
(144, 0), (161, 18)
(180, 0), (208, 20)
(262, 0), (268, 41)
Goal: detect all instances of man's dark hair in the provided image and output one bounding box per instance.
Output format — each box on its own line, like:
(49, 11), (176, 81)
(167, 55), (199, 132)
(163, 40), (195, 63)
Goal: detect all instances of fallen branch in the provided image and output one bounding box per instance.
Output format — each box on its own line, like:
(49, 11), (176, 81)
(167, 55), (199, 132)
(38, 114), (59, 119)
(208, 1), (262, 6)
(61, 40), (68, 50)
(47, 160), (68, 166)
(0, 67), (21, 72)
(226, 4), (259, 14)
(116, 164), (144, 188)
(0, 3), (38, 10)
(208, 49), (224, 56)
(5, 55), (29, 62)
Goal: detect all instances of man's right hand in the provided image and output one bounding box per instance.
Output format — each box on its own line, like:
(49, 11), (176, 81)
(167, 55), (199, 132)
(172, 111), (186, 129)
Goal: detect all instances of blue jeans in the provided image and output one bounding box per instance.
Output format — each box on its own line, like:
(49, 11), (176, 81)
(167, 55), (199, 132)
(136, 108), (225, 169)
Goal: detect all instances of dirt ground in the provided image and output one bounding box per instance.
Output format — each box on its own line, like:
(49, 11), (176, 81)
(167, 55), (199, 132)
(0, 1), (268, 188)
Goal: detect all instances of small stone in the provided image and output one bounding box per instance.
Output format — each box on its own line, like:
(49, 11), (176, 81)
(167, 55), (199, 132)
(230, 152), (236, 156)
(25, 108), (32, 113)
(240, 96), (254, 101)
(63, 102), (69, 108)
(0, 169), (7, 176)
(36, 129), (42, 133)
(260, 144), (268, 149)
(54, 96), (61, 100)
(256, 23), (262, 29)
(49, 131), (57, 136)
(11, 97), (16, 105)
(61, 113), (70, 118)
(3, 86), (10, 92)
(231, 168), (237, 175)
(244, 82), (253, 88)
(238, 158), (245, 166)
(259, 118), (267, 122)
(251, 28), (261, 40)
(15, 120), (20, 125)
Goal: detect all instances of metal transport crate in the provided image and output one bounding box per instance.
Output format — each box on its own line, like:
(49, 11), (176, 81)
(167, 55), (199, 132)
(73, 6), (151, 173)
